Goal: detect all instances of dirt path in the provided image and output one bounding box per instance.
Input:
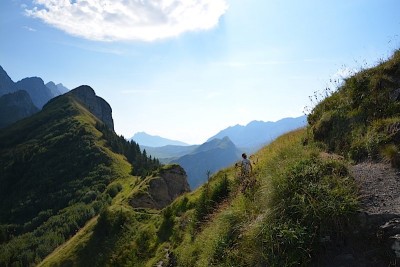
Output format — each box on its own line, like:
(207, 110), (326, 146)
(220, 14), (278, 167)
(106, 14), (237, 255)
(316, 160), (400, 267)
(350, 161), (400, 215)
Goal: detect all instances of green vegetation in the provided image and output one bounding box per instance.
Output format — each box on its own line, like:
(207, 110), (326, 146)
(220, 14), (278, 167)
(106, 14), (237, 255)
(6, 49), (400, 266)
(39, 129), (358, 267)
(0, 94), (159, 267)
(308, 49), (400, 165)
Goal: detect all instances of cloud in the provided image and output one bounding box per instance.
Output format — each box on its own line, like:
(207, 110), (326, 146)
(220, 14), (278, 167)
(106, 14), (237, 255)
(23, 25), (37, 31)
(25, 0), (228, 42)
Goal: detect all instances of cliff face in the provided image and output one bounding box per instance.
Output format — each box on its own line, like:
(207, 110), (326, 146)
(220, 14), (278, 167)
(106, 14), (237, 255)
(69, 85), (114, 130)
(130, 164), (190, 209)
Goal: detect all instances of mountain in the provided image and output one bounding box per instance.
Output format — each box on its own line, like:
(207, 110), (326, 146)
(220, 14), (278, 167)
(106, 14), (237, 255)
(0, 66), (71, 128)
(132, 131), (189, 147)
(0, 65), (18, 96)
(141, 144), (199, 163)
(208, 115), (307, 152)
(45, 81), (69, 96)
(172, 136), (241, 189)
(0, 85), (164, 267)
(15, 77), (54, 109)
(31, 50), (400, 267)
(69, 85), (114, 130)
(0, 90), (39, 128)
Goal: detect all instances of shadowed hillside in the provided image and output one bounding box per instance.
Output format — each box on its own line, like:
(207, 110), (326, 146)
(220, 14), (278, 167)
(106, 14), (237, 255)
(0, 86), (160, 266)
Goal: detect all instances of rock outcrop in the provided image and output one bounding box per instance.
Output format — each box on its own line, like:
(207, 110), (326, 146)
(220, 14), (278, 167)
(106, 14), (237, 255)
(69, 85), (114, 130)
(130, 164), (190, 209)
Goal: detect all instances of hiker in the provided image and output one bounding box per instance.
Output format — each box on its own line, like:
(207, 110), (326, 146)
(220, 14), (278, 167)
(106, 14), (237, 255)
(239, 153), (252, 178)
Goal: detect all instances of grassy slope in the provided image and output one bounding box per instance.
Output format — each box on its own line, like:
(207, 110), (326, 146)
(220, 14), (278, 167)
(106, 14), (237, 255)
(39, 128), (358, 267)
(32, 49), (400, 266)
(308, 49), (400, 163)
(0, 94), (139, 266)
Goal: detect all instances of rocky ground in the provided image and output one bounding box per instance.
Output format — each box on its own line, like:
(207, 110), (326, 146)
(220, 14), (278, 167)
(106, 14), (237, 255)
(351, 162), (400, 215)
(318, 161), (400, 267)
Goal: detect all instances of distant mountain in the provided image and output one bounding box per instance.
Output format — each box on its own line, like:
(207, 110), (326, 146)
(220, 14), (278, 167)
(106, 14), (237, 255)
(142, 144), (199, 163)
(132, 132), (189, 147)
(0, 90), (39, 128)
(45, 81), (69, 96)
(0, 65), (18, 96)
(208, 115), (307, 152)
(172, 136), (241, 189)
(16, 77), (54, 109)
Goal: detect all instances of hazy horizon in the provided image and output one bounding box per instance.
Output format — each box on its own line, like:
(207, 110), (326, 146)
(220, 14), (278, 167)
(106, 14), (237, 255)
(1, 0), (399, 144)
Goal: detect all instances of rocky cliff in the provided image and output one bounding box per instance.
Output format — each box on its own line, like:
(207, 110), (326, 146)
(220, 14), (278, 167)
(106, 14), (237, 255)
(130, 164), (190, 209)
(69, 85), (114, 130)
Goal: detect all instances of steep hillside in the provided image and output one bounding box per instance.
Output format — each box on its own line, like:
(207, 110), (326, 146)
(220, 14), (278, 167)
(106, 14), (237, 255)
(0, 65), (18, 96)
(0, 90), (39, 128)
(308, 49), (400, 163)
(36, 51), (400, 267)
(39, 128), (360, 266)
(173, 136), (242, 189)
(0, 87), (159, 266)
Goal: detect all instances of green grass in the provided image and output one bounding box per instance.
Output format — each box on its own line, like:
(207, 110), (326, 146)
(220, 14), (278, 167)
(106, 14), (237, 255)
(308, 49), (400, 162)
(0, 94), (159, 267)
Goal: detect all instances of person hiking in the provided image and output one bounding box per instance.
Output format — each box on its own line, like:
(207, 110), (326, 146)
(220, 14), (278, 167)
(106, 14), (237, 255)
(235, 153), (255, 194)
(240, 153), (252, 178)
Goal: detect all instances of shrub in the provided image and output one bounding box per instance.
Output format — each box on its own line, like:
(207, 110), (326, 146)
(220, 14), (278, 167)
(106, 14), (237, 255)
(106, 183), (123, 198)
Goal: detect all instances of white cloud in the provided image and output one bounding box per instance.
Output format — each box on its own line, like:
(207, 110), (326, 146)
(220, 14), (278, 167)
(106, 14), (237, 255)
(25, 0), (228, 41)
(23, 25), (37, 31)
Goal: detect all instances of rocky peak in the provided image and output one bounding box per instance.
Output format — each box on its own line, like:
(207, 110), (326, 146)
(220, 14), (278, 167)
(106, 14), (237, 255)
(69, 85), (114, 130)
(0, 65), (18, 96)
(16, 77), (54, 108)
(130, 164), (190, 209)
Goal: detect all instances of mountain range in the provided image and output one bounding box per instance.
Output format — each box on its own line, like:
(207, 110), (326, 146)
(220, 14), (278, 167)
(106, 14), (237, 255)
(1, 49), (399, 266)
(131, 132), (189, 147)
(172, 136), (242, 189)
(207, 116), (307, 152)
(139, 116), (307, 188)
(0, 64), (306, 191)
(0, 65), (69, 128)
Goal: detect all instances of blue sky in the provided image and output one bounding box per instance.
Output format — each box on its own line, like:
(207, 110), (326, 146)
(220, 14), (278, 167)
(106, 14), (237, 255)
(1, 0), (399, 144)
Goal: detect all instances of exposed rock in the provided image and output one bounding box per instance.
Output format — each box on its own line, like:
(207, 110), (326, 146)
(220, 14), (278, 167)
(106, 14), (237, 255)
(69, 85), (114, 130)
(130, 164), (190, 210)
(390, 88), (400, 101)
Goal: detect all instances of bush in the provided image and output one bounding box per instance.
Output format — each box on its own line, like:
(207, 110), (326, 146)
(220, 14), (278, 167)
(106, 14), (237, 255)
(262, 156), (358, 266)
(106, 183), (123, 198)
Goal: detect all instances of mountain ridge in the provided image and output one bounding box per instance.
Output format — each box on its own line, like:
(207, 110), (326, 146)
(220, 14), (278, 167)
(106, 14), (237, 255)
(172, 136), (241, 189)
(132, 131), (189, 147)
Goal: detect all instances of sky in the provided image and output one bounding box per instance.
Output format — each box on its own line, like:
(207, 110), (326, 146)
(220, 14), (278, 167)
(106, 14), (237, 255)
(1, 0), (400, 144)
